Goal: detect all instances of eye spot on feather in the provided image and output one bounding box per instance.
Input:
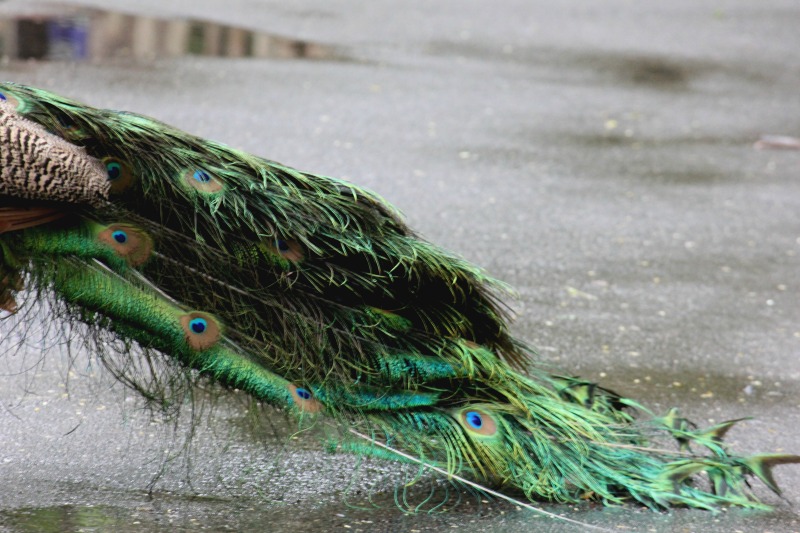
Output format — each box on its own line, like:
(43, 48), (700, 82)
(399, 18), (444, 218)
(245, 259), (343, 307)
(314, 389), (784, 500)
(179, 311), (220, 351)
(97, 224), (153, 267)
(106, 162), (121, 180)
(273, 238), (304, 262)
(457, 407), (497, 437)
(193, 170), (211, 183)
(0, 273), (23, 315)
(0, 294), (17, 314)
(189, 317), (207, 334)
(52, 113), (86, 140)
(184, 169), (224, 193)
(0, 90), (21, 110)
(112, 230), (128, 244)
(103, 158), (135, 193)
(465, 411), (483, 429)
(288, 383), (323, 413)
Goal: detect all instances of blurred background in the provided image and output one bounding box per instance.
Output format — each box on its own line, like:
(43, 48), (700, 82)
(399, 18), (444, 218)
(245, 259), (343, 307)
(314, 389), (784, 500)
(1, 1), (799, 531)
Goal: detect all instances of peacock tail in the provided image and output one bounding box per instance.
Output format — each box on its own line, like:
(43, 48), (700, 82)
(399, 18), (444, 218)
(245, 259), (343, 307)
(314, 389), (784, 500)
(0, 81), (796, 512)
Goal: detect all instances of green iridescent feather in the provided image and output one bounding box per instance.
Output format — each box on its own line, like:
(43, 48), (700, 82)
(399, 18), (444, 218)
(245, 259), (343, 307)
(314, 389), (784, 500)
(0, 82), (796, 511)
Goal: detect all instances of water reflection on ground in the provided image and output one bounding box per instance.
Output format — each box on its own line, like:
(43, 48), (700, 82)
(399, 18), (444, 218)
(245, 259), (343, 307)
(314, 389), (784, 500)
(2, 505), (122, 533)
(0, 4), (336, 63)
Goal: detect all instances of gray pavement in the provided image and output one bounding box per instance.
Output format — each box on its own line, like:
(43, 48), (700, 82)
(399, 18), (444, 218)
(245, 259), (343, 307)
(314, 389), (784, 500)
(1, 1), (799, 531)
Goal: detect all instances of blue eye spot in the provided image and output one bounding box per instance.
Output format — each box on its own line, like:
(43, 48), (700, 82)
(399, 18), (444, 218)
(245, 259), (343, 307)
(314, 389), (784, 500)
(189, 317), (208, 334)
(106, 161), (122, 181)
(296, 387), (312, 400)
(0, 92), (6, 101)
(276, 239), (290, 252)
(111, 230), (128, 244)
(193, 170), (212, 183)
(465, 411), (483, 429)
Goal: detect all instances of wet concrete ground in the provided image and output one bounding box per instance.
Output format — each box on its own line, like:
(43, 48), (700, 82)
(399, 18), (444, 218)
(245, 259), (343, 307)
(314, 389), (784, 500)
(1, 0), (799, 531)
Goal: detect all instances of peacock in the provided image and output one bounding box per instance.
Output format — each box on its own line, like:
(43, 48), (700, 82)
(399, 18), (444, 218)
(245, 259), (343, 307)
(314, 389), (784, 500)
(0, 81), (797, 514)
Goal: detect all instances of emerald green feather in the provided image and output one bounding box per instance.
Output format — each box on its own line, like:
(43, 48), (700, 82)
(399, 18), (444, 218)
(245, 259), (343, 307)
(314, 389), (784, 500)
(0, 81), (797, 511)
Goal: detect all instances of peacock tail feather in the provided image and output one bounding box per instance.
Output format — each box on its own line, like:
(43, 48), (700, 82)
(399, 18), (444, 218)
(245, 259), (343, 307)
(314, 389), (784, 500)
(0, 82), (796, 511)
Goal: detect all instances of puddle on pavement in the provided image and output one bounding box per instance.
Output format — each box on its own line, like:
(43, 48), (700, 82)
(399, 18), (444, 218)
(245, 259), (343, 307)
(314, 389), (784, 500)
(0, 4), (338, 63)
(0, 505), (126, 533)
(0, 502), (240, 533)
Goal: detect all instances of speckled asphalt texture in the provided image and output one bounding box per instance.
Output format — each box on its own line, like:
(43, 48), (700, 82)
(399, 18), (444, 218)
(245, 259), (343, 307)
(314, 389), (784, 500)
(1, 1), (799, 531)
